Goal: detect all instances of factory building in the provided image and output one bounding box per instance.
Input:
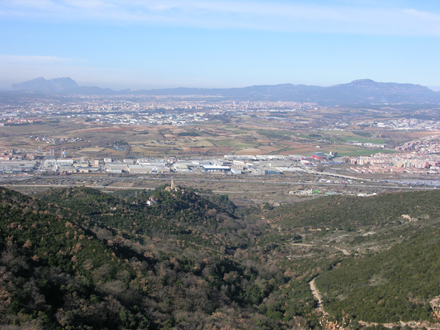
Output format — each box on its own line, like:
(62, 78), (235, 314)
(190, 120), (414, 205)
(312, 152), (326, 160)
(202, 165), (230, 173)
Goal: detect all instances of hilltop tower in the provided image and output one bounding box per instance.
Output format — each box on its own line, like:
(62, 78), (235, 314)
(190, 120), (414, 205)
(166, 179), (179, 192)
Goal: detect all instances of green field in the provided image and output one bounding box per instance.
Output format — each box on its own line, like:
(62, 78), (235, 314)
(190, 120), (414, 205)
(209, 138), (255, 148)
(336, 149), (398, 156)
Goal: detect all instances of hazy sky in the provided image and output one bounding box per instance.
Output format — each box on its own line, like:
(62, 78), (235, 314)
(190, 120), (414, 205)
(2, 0), (440, 90)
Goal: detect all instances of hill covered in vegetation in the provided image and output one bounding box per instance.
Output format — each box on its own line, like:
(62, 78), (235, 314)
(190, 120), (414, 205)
(250, 190), (440, 328)
(1, 185), (440, 329)
(263, 190), (440, 231)
(1, 186), (317, 329)
(316, 223), (440, 324)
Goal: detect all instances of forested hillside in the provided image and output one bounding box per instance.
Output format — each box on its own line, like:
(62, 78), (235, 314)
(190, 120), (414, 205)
(36, 186), (265, 251)
(1, 186), (440, 329)
(316, 224), (440, 324)
(0, 187), (150, 329)
(263, 190), (440, 230)
(1, 187), (317, 329)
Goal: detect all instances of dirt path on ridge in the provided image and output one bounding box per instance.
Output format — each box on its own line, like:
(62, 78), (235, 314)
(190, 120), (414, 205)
(309, 278), (327, 316)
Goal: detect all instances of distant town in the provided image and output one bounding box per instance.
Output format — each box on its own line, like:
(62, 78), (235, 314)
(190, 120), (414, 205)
(1, 91), (440, 195)
(1, 135), (439, 183)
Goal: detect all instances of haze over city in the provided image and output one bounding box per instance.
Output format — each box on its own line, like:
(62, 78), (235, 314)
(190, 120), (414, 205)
(2, 0), (440, 90)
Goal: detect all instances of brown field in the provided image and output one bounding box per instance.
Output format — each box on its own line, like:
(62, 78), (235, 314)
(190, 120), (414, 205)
(406, 131), (440, 138)
(0, 115), (433, 158)
(258, 146), (281, 152)
(235, 148), (265, 155)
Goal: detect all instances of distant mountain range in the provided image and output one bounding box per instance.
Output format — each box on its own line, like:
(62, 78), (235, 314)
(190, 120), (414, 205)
(9, 77), (440, 105)
(11, 77), (79, 93)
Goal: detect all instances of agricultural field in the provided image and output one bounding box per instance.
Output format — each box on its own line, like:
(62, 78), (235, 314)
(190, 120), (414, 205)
(2, 109), (439, 159)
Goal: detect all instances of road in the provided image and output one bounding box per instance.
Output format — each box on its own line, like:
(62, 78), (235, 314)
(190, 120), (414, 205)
(2, 175), (437, 191)
(0, 184), (251, 195)
(1, 184), (154, 190)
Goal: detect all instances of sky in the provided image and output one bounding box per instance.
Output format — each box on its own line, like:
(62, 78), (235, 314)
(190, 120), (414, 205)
(2, 0), (440, 90)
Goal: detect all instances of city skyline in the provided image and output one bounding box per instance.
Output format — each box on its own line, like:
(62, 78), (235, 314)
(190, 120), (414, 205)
(2, 0), (440, 90)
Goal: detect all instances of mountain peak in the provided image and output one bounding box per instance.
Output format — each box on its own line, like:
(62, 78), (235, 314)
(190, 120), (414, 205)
(11, 77), (78, 93)
(350, 79), (376, 84)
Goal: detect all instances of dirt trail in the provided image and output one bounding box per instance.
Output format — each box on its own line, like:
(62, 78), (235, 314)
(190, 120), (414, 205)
(358, 320), (438, 329)
(334, 247), (350, 255)
(309, 279), (439, 329)
(290, 243), (314, 247)
(309, 278), (328, 316)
